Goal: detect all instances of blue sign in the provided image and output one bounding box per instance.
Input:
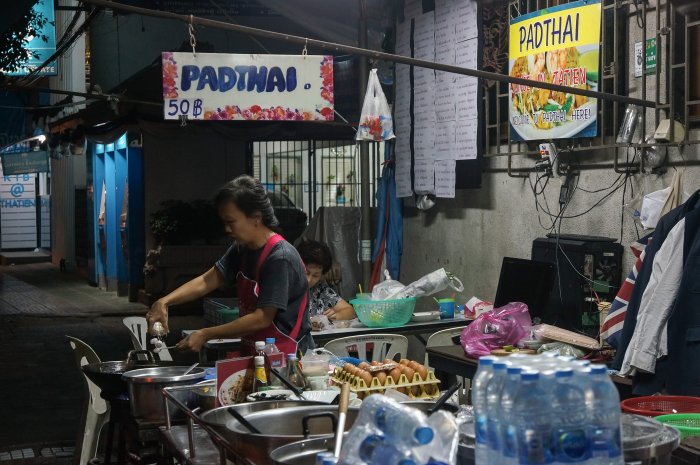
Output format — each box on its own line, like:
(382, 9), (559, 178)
(4, 1), (57, 76)
(1, 151), (49, 175)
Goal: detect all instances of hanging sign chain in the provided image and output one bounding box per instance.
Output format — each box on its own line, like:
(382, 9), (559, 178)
(302, 38), (308, 57)
(188, 14), (197, 57)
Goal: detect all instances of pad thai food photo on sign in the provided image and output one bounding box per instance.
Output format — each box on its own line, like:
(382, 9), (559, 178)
(508, 0), (601, 141)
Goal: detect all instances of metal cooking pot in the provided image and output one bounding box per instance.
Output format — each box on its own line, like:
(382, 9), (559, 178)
(201, 404), (357, 465)
(82, 350), (182, 399)
(192, 381), (217, 412)
(270, 435), (342, 465)
(622, 414), (680, 465)
(122, 366), (207, 421)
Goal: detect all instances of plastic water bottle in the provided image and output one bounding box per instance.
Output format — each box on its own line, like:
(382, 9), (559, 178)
(372, 397), (434, 445)
(264, 337), (283, 366)
(512, 371), (553, 465)
(500, 366), (523, 465)
(316, 451), (334, 465)
(472, 356), (497, 465)
(585, 365), (623, 465)
(358, 435), (417, 465)
(486, 361), (509, 463)
(551, 368), (589, 464)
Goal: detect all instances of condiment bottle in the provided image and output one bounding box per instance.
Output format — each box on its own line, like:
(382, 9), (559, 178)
(253, 356), (271, 392)
(285, 353), (307, 390)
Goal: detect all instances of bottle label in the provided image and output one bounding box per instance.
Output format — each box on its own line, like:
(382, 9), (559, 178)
(503, 425), (518, 458)
(554, 428), (588, 461)
(255, 366), (268, 385)
(520, 429), (551, 464)
(487, 418), (501, 452)
(475, 414), (488, 445)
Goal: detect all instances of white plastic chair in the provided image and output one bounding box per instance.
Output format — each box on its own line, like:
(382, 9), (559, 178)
(66, 336), (110, 465)
(425, 326), (470, 397)
(324, 334), (408, 362)
(122, 316), (172, 361)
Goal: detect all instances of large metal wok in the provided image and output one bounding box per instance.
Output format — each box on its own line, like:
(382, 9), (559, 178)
(81, 350), (182, 399)
(199, 403), (355, 465)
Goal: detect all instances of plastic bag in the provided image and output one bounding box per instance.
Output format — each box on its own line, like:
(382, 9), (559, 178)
(371, 270), (405, 300)
(459, 302), (532, 358)
(356, 69), (395, 141)
(310, 314), (333, 332)
(387, 268), (464, 300)
(640, 186), (671, 229)
(536, 342), (586, 358)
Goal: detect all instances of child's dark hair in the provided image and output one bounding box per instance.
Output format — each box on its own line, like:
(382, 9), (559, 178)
(296, 239), (333, 274)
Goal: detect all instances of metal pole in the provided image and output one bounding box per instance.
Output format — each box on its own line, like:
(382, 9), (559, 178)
(358, 0), (372, 288)
(78, 0), (657, 109)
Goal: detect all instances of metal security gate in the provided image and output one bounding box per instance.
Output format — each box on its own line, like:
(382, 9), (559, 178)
(250, 140), (383, 225)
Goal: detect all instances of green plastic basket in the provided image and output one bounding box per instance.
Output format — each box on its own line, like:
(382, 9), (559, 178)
(349, 297), (417, 328)
(656, 413), (700, 439)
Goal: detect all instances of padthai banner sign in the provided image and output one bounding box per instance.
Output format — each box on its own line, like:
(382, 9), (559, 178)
(508, 0), (601, 141)
(162, 52), (334, 121)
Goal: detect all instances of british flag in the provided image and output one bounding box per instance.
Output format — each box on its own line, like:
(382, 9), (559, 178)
(600, 234), (653, 348)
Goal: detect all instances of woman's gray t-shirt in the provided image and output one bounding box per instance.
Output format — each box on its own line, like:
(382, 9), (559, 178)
(215, 240), (313, 352)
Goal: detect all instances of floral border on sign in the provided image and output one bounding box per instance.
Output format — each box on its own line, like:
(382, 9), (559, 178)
(202, 105), (334, 121)
(162, 52), (179, 99)
(320, 55), (334, 105)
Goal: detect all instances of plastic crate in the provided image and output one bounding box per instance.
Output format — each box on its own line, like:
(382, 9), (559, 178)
(620, 396), (700, 417)
(656, 414), (700, 439)
(349, 298), (416, 328)
(203, 298), (238, 326)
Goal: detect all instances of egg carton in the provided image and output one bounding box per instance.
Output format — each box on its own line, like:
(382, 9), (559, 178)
(330, 367), (441, 399)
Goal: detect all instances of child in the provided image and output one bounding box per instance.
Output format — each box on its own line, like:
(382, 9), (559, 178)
(296, 240), (356, 321)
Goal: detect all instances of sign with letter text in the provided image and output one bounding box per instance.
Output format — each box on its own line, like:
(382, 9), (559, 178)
(4, 0), (58, 76)
(509, 0), (601, 141)
(162, 53), (334, 121)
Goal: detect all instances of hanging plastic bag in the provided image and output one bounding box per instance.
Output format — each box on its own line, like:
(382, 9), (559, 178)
(459, 303), (532, 358)
(371, 270), (405, 300)
(640, 186), (672, 229)
(356, 69), (395, 141)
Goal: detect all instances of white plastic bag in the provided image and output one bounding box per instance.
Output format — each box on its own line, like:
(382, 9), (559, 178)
(356, 69), (395, 141)
(387, 268), (464, 300)
(371, 271), (405, 300)
(640, 186), (671, 229)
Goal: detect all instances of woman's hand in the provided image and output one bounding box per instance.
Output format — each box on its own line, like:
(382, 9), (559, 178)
(147, 300), (170, 335)
(322, 308), (339, 321)
(176, 330), (208, 352)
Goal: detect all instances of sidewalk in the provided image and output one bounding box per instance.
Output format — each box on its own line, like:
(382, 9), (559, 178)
(0, 263), (147, 316)
(0, 263), (204, 462)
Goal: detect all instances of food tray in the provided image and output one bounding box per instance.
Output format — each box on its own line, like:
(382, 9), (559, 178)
(330, 367), (441, 400)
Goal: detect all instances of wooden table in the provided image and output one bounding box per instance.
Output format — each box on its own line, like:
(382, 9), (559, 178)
(426, 344), (634, 399)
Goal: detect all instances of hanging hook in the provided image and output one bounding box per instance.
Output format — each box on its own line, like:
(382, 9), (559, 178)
(180, 114), (188, 127)
(302, 38), (308, 57)
(188, 14), (197, 57)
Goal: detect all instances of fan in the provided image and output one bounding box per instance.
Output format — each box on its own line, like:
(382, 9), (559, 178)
(593, 257), (619, 294)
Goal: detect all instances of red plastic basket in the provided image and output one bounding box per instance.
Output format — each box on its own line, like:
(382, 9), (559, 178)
(620, 396), (700, 417)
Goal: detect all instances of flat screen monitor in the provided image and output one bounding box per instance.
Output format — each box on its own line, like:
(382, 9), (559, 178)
(493, 257), (556, 324)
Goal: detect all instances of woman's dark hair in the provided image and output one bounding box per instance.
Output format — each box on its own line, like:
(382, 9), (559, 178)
(215, 175), (279, 229)
(296, 239), (333, 274)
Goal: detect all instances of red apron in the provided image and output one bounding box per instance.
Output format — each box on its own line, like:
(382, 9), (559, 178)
(237, 233), (308, 357)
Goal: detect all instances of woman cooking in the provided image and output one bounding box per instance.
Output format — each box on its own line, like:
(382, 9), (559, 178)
(146, 175), (313, 355)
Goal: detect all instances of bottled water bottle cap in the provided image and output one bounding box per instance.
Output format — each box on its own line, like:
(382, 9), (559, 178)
(507, 366), (523, 375)
(255, 341), (265, 351)
(555, 368), (574, 378)
(414, 426), (434, 445)
(573, 360), (591, 366)
(492, 361), (509, 370)
(479, 356), (496, 366)
(265, 337), (276, 344)
(590, 364), (607, 374)
(398, 460), (416, 465)
(521, 370), (540, 381)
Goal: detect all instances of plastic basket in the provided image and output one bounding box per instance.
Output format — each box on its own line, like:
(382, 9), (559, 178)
(349, 297), (417, 328)
(655, 413), (700, 439)
(620, 396), (700, 417)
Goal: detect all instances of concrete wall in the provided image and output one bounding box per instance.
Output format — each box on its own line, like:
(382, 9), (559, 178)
(142, 132), (247, 250)
(401, 0), (700, 305)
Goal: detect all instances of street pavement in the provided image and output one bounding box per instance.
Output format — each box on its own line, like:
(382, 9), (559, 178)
(0, 263), (204, 463)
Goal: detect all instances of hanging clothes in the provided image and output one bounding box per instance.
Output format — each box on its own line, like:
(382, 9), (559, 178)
(612, 190), (700, 371)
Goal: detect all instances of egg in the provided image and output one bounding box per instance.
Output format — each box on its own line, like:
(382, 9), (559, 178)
(359, 370), (372, 387)
(401, 366), (415, 383)
(399, 359), (410, 366)
(383, 359), (394, 365)
(358, 362), (371, 370)
(375, 371), (387, 386)
(414, 364), (428, 380)
(343, 363), (354, 373)
(370, 360), (380, 366)
(389, 367), (402, 383)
